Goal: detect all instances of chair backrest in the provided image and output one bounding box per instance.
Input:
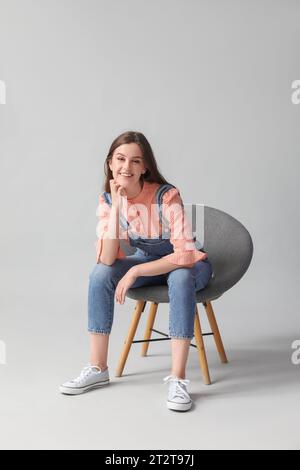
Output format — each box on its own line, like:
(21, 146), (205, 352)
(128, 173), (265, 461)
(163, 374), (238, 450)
(202, 206), (253, 297)
(120, 205), (253, 298)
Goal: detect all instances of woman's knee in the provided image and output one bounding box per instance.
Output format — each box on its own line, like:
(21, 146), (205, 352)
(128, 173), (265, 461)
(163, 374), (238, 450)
(89, 262), (114, 284)
(194, 261), (213, 290)
(167, 267), (194, 287)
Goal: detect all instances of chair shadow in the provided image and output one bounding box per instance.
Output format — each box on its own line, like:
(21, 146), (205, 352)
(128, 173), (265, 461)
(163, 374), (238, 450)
(189, 334), (300, 399)
(115, 334), (300, 399)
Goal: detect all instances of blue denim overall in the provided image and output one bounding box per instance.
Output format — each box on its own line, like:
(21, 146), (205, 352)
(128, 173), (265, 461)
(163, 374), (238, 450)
(88, 184), (213, 339)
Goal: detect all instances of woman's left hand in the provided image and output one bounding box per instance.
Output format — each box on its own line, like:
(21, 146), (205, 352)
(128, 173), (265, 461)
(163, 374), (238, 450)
(115, 267), (138, 304)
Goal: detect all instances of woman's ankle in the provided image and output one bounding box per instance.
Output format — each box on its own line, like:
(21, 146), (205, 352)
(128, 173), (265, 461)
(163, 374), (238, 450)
(170, 370), (185, 379)
(90, 363), (108, 371)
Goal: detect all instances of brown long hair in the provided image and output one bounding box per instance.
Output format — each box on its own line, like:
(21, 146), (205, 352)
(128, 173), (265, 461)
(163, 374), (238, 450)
(103, 131), (171, 193)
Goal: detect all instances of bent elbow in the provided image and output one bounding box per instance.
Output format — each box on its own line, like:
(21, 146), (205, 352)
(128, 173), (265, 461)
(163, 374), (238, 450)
(99, 256), (116, 266)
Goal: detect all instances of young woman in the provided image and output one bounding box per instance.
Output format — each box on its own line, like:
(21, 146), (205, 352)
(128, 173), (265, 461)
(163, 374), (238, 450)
(59, 131), (213, 412)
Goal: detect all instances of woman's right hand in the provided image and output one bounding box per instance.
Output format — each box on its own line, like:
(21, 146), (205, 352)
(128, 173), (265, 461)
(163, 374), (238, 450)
(110, 178), (126, 208)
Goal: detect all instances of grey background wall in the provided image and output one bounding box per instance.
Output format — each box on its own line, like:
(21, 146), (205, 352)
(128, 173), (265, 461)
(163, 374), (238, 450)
(0, 0), (299, 450)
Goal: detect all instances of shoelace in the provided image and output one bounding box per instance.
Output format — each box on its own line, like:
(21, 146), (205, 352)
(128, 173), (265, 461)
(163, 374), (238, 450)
(73, 365), (100, 385)
(163, 375), (191, 400)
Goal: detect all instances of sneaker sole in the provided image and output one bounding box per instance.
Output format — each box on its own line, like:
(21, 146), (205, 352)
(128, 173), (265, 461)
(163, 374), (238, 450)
(167, 400), (192, 411)
(59, 379), (110, 395)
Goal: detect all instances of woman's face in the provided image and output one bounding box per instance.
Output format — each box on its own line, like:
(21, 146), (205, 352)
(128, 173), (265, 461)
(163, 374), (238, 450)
(109, 143), (147, 188)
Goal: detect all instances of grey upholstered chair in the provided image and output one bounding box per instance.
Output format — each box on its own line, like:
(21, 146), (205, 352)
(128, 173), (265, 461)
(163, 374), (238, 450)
(115, 206), (254, 384)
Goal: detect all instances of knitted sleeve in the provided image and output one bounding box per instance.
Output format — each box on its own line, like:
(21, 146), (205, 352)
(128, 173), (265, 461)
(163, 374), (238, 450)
(160, 188), (207, 266)
(95, 192), (126, 263)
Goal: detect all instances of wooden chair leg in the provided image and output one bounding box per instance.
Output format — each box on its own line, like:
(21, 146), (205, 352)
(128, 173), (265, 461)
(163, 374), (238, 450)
(194, 305), (211, 385)
(203, 301), (228, 363)
(141, 302), (158, 356)
(115, 300), (146, 377)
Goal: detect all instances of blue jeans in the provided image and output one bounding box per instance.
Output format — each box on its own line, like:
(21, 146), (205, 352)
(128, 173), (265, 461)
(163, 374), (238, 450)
(88, 251), (213, 340)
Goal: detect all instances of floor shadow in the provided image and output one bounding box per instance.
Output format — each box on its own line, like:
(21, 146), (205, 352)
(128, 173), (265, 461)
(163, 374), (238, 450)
(111, 334), (300, 397)
(188, 334), (300, 397)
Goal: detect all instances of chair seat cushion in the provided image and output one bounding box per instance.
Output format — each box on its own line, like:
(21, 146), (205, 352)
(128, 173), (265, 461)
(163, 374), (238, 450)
(126, 283), (222, 303)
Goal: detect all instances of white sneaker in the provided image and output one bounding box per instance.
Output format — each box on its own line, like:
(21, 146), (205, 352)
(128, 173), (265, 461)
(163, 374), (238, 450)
(59, 365), (110, 395)
(163, 375), (192, 411)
